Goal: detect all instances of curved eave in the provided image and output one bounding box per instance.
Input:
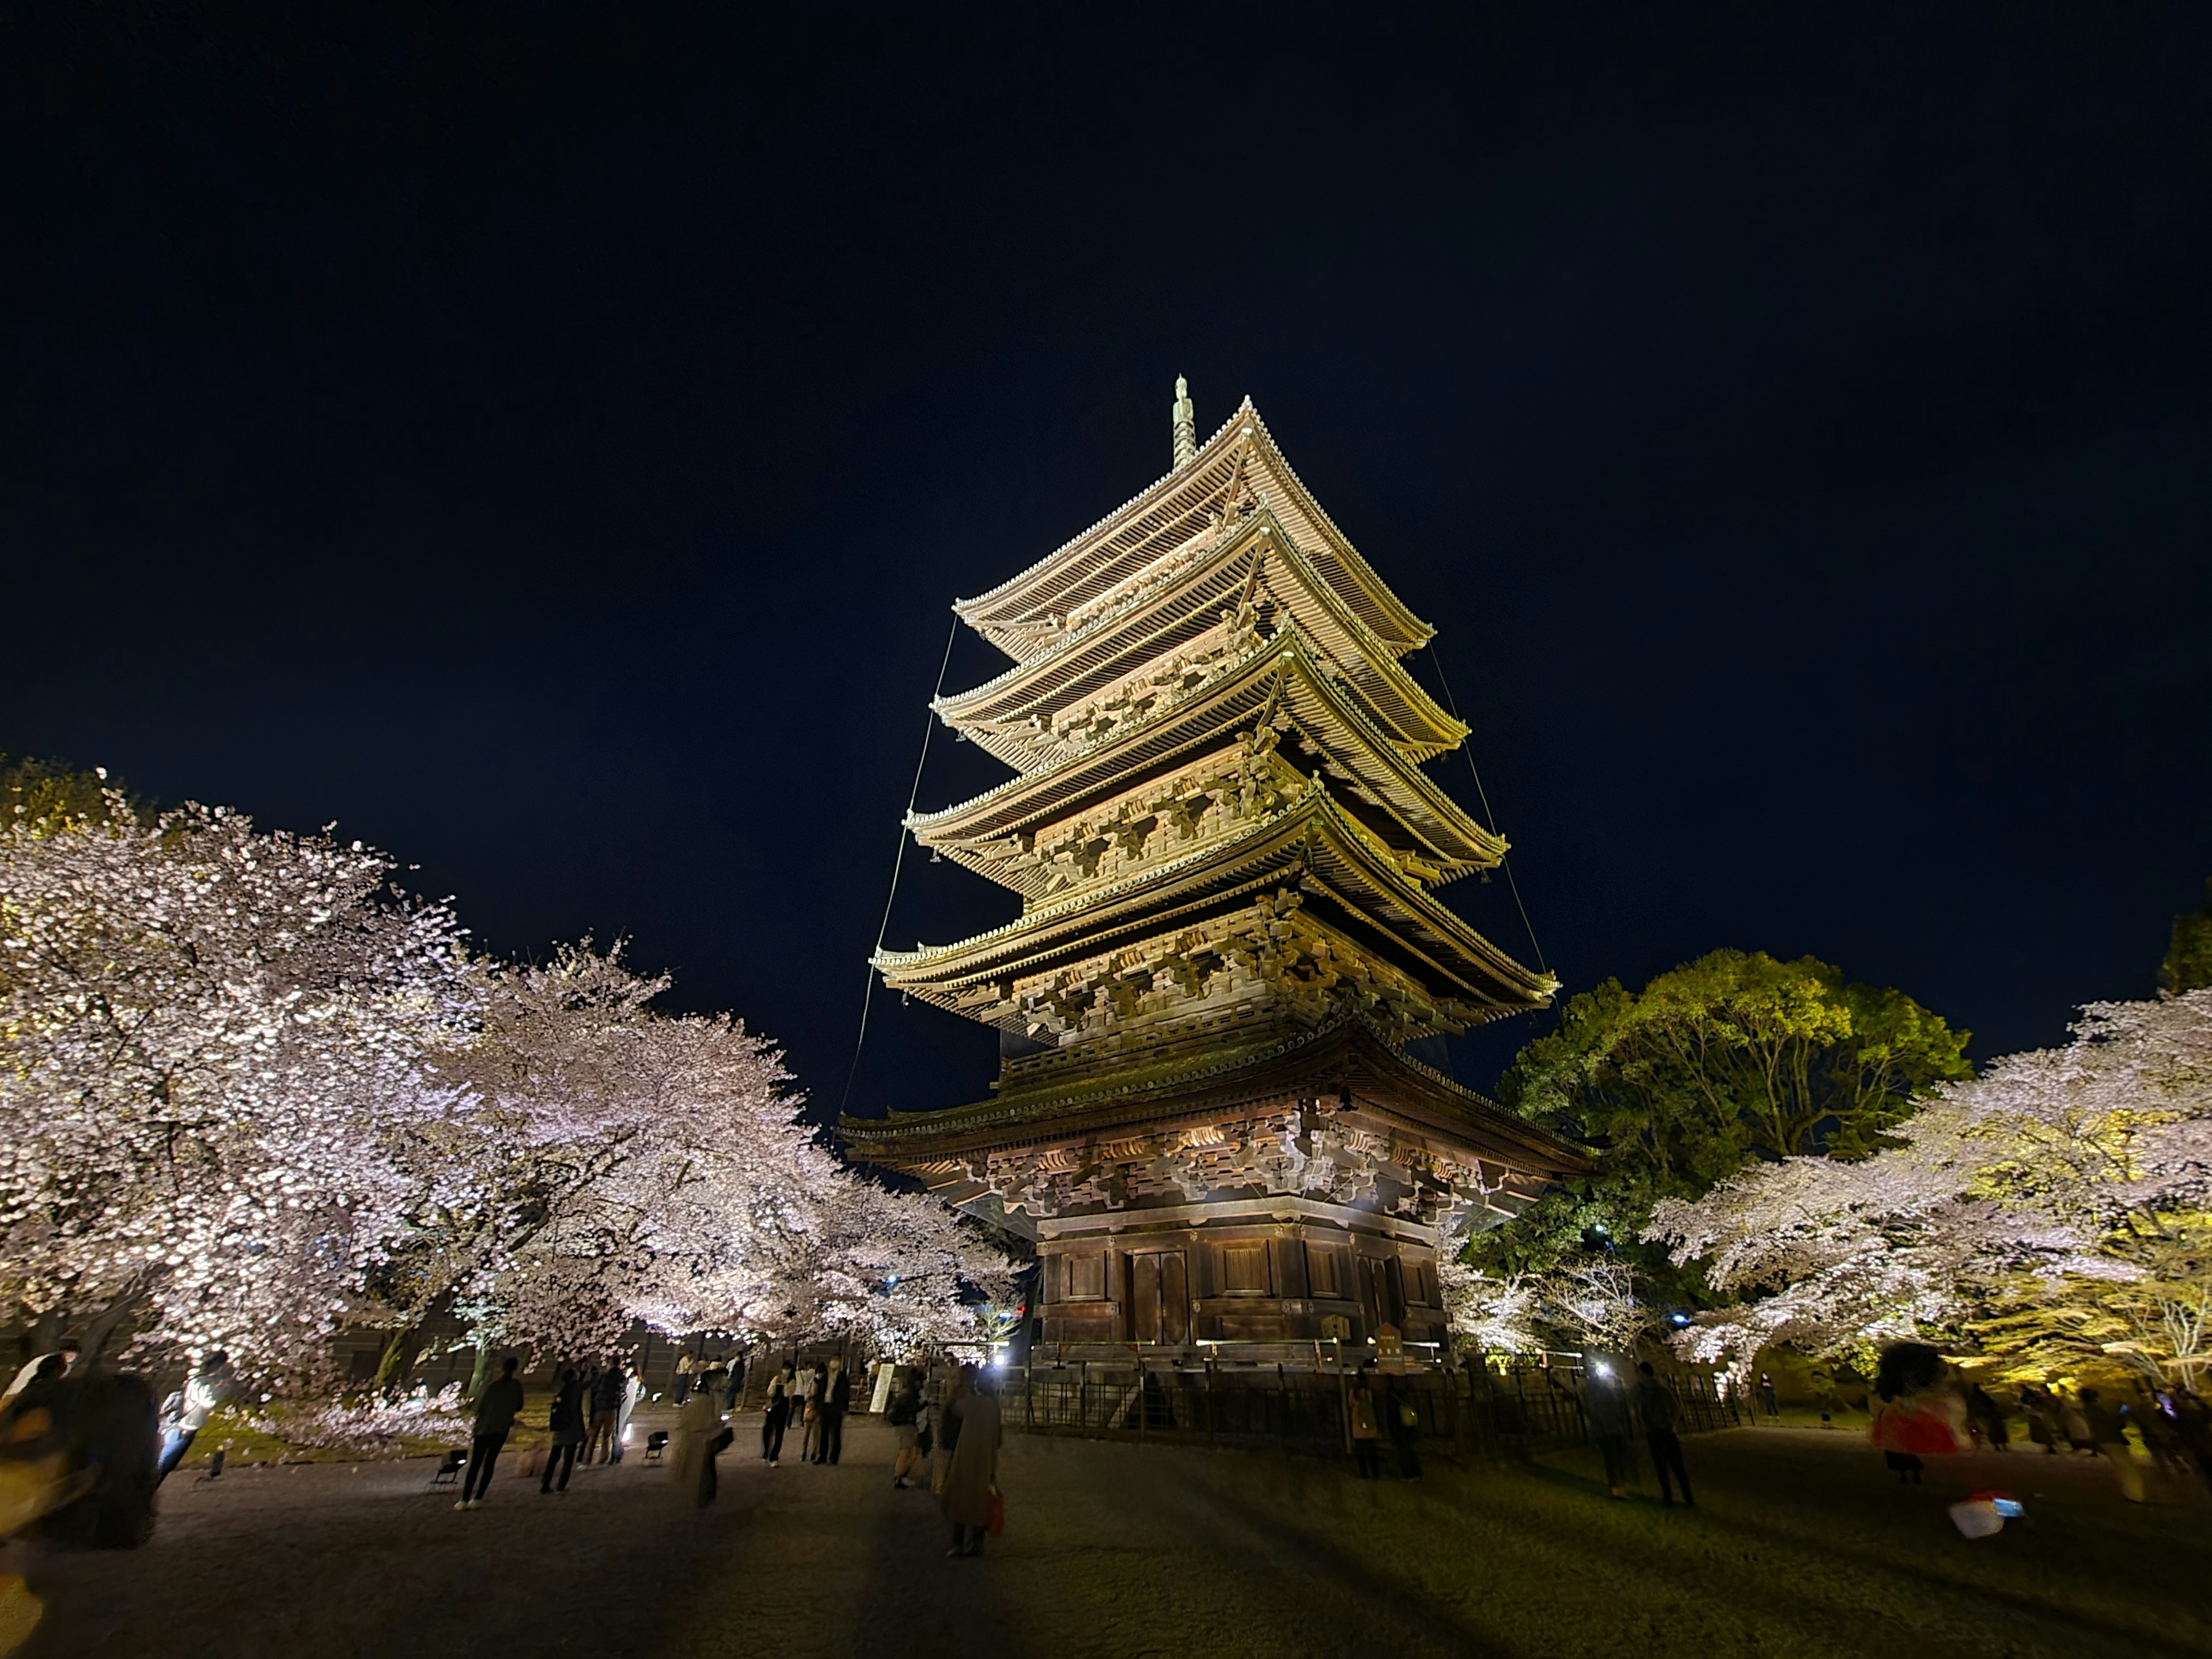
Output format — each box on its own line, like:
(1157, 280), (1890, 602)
(838, 1010), (1589, 1180)
(908, 631), (1504, 896)
(954, 399), (1432, 661)
(874, 787), (1551, 1016)
(934, 519), (1465, 770)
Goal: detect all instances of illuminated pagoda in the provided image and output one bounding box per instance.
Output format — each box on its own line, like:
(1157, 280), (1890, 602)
(843, 381), (1585, 1358)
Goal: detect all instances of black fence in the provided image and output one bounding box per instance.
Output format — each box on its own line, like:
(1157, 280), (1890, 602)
(1010, 1354), (1740, 1464)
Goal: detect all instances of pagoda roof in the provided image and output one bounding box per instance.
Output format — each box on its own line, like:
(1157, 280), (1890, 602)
(875, 785), (1553, 1023)
(910, 628), (1506, 901)
(955, 399), (1433, 665)
(838, 1009), (1589, 1182)
(934, 513), (1467, 771)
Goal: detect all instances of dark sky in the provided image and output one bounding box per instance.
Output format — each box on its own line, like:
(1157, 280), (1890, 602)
(6, 3), (2209, 1120)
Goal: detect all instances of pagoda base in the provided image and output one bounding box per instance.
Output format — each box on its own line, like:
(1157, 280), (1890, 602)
(1033, 1200), (1449, 1351)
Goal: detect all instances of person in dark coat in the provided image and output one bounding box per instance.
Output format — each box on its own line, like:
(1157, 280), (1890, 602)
(458, 1357), (523, 1509)
(1384, 1378), (1423, 1478)
(540, 1368), (586, 1495)
(815, 1358), (853, 1465)
(585, 1363), (625, 1464)
(760, 1366), (791, 1465)
(1577, 1363), (1635, 1498)
(1635, 1362), (1695, 1507)
(940, 1366), (1001, 1557)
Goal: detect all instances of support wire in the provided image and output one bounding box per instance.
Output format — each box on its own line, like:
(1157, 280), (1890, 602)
(1428, 652), (1550, 978)
(838, 613), (961, 1116)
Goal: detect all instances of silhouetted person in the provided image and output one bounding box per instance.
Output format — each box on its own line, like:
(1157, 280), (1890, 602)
(1635, 1361), (1695, 1507)
(1578, 1363), (1634, 1498)
(1759, 1370), (1779, 1419)
(585, 1362), (624, 1464)
(888, 1371), (923, 1487)
(1348, 1368), (1383, 1479)
(760, 1366), (791, 1465)
(540, 1368), (585, 1494)
(459, 1357), (523, 1509)
(815, 1357), (851, 1464)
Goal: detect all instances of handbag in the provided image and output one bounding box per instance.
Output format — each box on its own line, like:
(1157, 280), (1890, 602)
(984, 1487), (1005, 1538)
(916, 1421), (934, 1458)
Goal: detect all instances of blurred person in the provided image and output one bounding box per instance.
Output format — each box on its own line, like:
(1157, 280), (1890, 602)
(1635, 1362), (1695, 1508)
(888, 1370), (923, 1488)
(1961, 1381), (2010, 1452)
(933, 1363), (973, 1497)
(1575, 1362), (1635, 1499)
(540, 1368), (585, 1495)
(1, 1342), (79, 1409)
(2080, 1387), (2145, 1503)
(672, 1367), (733, 1507)
(155, 1351), (235, 1485)
(2056, 1387), (2095, 1453)
(1758, 1370), (1779, 1420)
(2020, 1384), (2060, 1454)
(1348, 1368), (1383, 1479)
(940, 1364), (1001, 1557)
(1385, 1377), (1423, 1479)
(1870, 1343), (1963, 1486)
(457, 1357), (523, 1509)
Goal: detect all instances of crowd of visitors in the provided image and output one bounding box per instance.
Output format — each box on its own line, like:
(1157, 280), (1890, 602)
(454, 1355), (643, 1508)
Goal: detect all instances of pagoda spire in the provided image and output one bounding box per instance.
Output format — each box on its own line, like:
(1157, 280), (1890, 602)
(1171, 375), (1196, 469)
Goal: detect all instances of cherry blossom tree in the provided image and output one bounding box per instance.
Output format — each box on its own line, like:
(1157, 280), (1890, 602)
(1647, 990), (2212, 1386)
(0, 794), (472, 1377)
(2, 786), (1012, 1391)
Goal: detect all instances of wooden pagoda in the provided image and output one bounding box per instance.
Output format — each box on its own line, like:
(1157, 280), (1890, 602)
(842, 381), (1585, 1360)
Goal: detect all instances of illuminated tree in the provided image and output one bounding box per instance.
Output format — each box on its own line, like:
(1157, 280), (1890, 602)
(0, 794), (472, 1376)
(1647, 990), (2212, 1387)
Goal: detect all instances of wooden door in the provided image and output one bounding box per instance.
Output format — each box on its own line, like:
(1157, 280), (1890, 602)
(1158, 1251), (1190, 1346)
(1127, 1251), (1189, 1344)
(1128, 1253), (1161, 1343)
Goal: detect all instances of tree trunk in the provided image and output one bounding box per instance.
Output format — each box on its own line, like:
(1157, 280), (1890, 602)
(467, 1342), (494, 1402)
(374, 1325), (416, 1392)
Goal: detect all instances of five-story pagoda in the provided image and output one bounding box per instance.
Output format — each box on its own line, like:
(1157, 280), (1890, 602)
(842, 381), (1585, 1359)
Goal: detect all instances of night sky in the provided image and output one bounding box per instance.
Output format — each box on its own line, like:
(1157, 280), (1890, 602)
(6, 3), (2209, 1123)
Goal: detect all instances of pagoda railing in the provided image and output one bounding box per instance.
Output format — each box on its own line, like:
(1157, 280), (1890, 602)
(1007, 1349), (1741, 1463)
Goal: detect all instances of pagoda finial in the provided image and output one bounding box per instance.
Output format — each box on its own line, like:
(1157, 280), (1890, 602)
(1171, 375), (1196, 469)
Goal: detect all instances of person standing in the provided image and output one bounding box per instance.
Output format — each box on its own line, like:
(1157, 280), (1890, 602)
(1580, 1364), (1635, 1499)
(933, 1364), (972, 1497)
(816, 1358), (851, 1465)
(458, 1357), (524, 1509)
(888, 1371), (923, 1488)
(760, 1366), (791, 1465)
(585, 1362), (625, 1464)
(540, 1368), (586, 1495)
(1635, 1362), (1695, 1508)
(1961, 1382), (2010, 1452)
(1385, 1378), (1423, 1479)
(1758, 1370), (1779, 1420)
(156, 1351), (236, 1485)
(672, 1368), (732, 1507)
(2080, 1388), (2146, 1503)
(1347, 1369), (1384, 1479)
(940, 1365), (1001, 1557)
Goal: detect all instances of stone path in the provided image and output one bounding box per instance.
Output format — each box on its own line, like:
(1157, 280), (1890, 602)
(13, 1416), (2210, 1657)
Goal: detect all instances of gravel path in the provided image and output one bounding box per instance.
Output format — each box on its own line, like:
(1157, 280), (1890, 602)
(12, 1417), (2209, 1657)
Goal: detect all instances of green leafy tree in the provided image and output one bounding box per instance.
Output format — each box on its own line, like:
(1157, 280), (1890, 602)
(1, 753), (146, 832)
(1467, 950), (1971, 1312)
(2163, 879), (2212, 996)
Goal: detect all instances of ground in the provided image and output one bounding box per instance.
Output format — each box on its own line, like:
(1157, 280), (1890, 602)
(12, 1414), (2209, 1658)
